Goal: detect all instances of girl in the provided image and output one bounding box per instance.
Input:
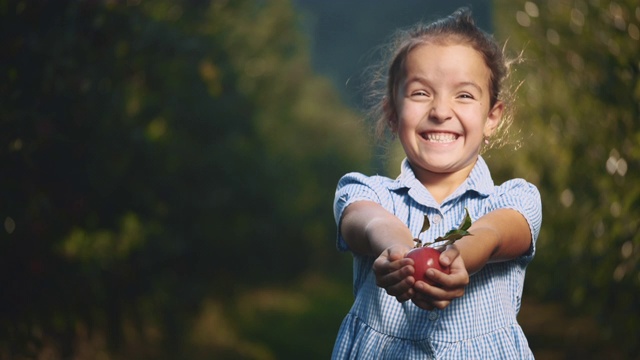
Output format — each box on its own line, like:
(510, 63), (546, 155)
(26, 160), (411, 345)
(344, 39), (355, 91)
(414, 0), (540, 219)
(332, 8), (542, 359)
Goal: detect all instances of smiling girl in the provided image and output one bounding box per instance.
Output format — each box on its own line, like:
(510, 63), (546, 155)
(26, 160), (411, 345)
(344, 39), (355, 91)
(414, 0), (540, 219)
(332, 8), (542, 359)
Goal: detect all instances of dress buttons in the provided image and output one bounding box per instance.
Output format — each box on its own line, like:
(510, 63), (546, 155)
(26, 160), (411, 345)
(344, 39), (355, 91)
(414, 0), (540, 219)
(432, 214), (442, 225)
(428, 311), (439, 321)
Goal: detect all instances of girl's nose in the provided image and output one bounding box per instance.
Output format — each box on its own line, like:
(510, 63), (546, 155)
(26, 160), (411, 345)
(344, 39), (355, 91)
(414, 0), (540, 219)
(428, 98), (453, 122)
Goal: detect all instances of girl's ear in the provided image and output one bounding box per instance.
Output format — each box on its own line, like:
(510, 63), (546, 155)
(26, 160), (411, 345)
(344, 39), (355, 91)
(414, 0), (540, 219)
(383, 96), (399, 133)
(484, 100), (504, 137)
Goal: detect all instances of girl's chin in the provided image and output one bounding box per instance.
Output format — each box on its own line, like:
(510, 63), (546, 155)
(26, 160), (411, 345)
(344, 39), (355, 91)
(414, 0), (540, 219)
(416, 140), (465, 157)
(410, 156), (477, 175)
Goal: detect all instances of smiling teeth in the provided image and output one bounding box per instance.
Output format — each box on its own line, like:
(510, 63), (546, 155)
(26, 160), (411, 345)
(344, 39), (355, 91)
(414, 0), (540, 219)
(426, 133), (457, 142)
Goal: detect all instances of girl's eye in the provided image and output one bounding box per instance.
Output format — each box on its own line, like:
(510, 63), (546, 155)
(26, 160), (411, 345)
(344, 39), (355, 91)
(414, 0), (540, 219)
(458, 93), (474, 99)
(411, 90), (428, 97)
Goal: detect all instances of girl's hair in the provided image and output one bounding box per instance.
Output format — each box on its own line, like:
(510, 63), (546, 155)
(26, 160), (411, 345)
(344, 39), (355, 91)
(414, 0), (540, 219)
(369, 7), (521, 151)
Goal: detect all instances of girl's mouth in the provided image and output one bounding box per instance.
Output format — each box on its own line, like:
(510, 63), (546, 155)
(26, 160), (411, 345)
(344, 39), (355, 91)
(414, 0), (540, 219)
(422, 132), (459, 143)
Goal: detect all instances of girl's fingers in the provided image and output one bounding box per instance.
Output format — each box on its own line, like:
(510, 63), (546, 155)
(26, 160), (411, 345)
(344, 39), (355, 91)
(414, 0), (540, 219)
(377, 267), (415, 294)
(414, 279), (465, 301)
(373, 258), (413, 286)
(411, 297), (449, 311)
(412, 287), (453, 310)
(394, 287), (415, 302)
(424, 268), (469, 290)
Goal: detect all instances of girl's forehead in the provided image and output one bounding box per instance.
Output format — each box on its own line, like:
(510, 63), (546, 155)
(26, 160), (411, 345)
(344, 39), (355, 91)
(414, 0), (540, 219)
(404, 43), (490, 78)
(408, 41), (484, 63)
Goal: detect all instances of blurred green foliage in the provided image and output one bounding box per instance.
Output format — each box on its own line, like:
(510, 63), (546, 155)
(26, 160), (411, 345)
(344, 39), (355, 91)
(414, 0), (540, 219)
(490, 0), (640, 356)
(1, 0), (369, 358)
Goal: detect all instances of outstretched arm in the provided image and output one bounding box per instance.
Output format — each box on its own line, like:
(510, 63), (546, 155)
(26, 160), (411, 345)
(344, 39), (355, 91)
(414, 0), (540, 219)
(453, 208), (532, 274)
(341, 200), (414, 256)
(340, 201), (417, 302)
(412, 208), (532, 309)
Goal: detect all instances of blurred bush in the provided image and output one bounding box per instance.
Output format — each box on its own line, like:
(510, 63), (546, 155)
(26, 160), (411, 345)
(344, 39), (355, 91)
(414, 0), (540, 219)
(0, 0), (370, 358)
(490, 0), (640, 357)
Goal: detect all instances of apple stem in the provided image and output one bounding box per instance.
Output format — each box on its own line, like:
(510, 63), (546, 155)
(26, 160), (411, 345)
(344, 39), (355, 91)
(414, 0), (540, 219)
(415, 208), (473, 250)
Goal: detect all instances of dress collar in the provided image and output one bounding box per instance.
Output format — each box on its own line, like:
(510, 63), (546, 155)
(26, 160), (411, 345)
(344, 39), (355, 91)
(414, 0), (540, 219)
(389, 156), (494, 207)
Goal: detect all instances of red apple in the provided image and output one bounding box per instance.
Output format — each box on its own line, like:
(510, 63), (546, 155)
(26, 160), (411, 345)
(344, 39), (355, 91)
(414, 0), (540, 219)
(405, 209), (473, 285)
(405, 246), (449, 285)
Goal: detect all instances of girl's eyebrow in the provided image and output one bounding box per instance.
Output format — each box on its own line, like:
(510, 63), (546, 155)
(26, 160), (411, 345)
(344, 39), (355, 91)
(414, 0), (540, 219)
(405, 77), (484, 94)
(458, 81), (483, 94)
(404, 75), (428, 85)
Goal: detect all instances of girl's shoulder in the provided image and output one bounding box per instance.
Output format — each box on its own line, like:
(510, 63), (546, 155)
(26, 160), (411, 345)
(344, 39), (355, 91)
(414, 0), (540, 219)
(337, 171), (396, 185)
(489, 178), (543, 243)
(492, 178), (541, 200)
(336, 171), (399, 195)
(334, 172), (402, 217)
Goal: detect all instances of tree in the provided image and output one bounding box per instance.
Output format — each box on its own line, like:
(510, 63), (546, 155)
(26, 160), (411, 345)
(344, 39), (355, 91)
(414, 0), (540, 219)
(492, 0), (640, 356)
(0, 0), (370, 357)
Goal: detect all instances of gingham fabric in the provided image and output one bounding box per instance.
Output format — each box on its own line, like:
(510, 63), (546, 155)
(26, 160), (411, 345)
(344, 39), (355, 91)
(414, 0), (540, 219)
(332, 156), (542, 360)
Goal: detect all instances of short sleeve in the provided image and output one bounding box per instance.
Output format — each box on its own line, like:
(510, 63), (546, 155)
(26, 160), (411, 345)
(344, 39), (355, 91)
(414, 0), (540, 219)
(490, 179), (543, 261)
(333, 172), (390, 252)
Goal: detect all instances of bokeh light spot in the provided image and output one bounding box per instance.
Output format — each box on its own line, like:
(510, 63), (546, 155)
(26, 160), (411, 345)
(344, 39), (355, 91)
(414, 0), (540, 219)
(621, 241), (633, 259)
(628, 23), (639, 40)
(516, 11), (531, 27)
(560, 189), (574, 207)
(4, 217), (16, 234)
(546, 29), (560, 45)
(524, 2), (539, 17)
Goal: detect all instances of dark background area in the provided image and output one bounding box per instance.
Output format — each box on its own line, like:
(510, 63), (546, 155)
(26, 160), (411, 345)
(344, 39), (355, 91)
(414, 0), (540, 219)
(293, 0), (493, 107)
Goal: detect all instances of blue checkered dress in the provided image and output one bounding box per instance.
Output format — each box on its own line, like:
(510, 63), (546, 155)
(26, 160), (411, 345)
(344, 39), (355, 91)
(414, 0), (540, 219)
(332, 156), (542, 359)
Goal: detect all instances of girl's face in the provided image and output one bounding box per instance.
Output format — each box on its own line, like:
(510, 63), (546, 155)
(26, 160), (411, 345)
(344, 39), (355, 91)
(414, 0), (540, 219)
(393, 42), (503, 186)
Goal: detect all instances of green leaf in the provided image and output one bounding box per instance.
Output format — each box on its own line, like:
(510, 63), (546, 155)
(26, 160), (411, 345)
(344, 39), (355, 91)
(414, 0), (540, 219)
(435, 229), (472, 243)
(434, 208), (473, 245)
(458, 208), (472, 231)
(420, 214), (431, 233)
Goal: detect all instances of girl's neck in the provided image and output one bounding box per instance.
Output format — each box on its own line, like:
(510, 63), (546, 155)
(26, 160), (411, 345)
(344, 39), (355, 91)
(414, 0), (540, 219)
(413, 161), (477, 204)
(423, 176), (465, 204)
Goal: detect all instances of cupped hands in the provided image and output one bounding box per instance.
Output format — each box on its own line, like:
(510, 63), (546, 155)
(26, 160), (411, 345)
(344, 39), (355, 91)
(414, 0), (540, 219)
(373, 244), (469, 310)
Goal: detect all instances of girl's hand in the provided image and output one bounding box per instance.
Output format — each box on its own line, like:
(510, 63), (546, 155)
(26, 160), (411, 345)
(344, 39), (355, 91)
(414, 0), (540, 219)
(372, 244), (416, 302)
(411, 245), (469, 310)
